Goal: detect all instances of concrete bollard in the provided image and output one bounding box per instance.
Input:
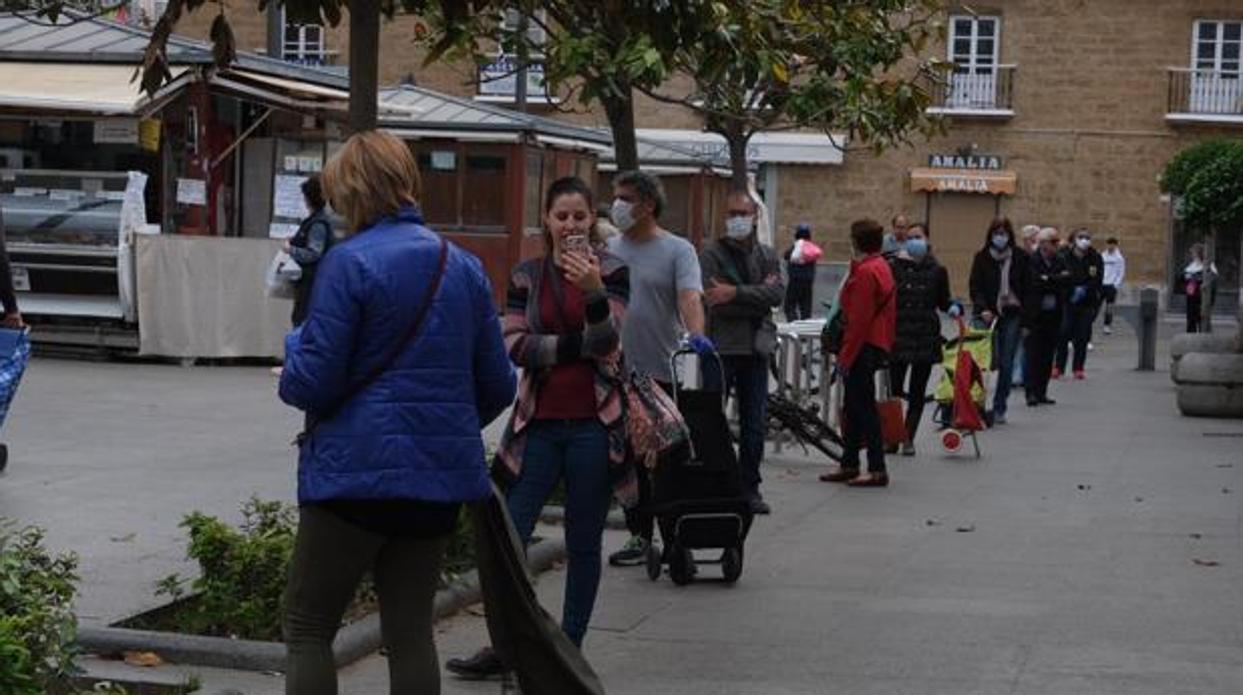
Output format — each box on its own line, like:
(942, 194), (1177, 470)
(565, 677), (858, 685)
(1138, 287), (1158, 371)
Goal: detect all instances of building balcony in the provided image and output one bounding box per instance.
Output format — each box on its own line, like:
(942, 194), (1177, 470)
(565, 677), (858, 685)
(283, 49), (339, 68)
(1167, 68), (1243, 125)
(927, 65), (1016, 119)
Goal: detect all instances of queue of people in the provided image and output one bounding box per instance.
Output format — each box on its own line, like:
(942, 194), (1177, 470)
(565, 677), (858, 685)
(275, 130), (1150, 692)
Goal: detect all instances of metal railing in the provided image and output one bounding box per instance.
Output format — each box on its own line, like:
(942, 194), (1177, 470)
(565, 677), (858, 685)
(929, 65), (1016, 113)
(1168, 68), (1243, 117)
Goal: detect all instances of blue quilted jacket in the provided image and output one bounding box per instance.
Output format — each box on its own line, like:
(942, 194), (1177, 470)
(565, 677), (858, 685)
(279, 207), (516, 505)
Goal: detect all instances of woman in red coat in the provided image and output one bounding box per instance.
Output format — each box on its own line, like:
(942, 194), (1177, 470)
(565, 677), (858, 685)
(822, 219), (897, 487)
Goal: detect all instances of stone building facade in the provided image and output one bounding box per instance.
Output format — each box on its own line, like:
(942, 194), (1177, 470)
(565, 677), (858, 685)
(175, 1), (1243, 302)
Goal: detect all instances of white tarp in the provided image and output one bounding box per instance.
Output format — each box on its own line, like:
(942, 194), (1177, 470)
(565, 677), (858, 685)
(136, 235), (290, 358)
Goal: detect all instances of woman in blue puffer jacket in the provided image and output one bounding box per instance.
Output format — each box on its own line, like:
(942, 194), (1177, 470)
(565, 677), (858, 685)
(278, 130), (516, 695)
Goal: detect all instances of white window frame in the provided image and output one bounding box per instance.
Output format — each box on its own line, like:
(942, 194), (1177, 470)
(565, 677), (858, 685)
(947, 14), (1001, 75)
(282, 10), (327, 64)
(1191, 19), (1242, 77)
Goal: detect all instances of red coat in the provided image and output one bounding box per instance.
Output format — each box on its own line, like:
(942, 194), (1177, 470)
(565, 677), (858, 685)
(838, 253), (896, 369)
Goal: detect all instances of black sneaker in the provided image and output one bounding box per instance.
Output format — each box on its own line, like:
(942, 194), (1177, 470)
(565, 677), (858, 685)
(446, 647), (506, 680)
(608, 536), (648, 567)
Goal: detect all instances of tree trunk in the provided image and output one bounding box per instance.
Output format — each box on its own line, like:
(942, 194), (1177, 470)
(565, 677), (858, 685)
(348, 0), (380, 132)
(602, 89), (638, 172)
(727, 130), (750, 190)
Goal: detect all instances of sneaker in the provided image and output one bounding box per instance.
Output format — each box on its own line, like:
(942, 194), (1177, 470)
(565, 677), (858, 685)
(1051, 367), (1062, 380)
(446, 647), (507, 680)
(1103, 325), (1113, 335)
(1088, 343), (1095, 352)
(1074, 370), (1086, 380)
(994, 412), (1008, 425)
(608, 536), (648, 567)
(900, 442), (916, 457)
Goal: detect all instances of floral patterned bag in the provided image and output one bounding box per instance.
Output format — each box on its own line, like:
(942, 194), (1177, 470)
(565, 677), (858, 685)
(623, 370), (689, 468)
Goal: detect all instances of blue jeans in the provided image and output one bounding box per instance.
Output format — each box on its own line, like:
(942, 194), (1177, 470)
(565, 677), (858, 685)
(992, 314), (1023, 417)
(505, 419), (611, 647)
(708, 355), (769, 496)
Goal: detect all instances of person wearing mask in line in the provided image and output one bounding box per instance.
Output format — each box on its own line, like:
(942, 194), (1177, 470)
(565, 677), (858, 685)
(1054, 230), (1104, 380)
(783, 223), (819, 321)
(1009, 224), (1042, 389)
(1183, 242), (1216, 334)
(447, 176), (630, 679)
(602, 170), (711, 567)
(887, 222), (953, 454)
(1023, 227), (1071, 407)
(821, 219), (897, 487)
(701, 189), (786, 513)
(968, 217), (1029, 425)
(0, 204), (23, 473)
(882, 212), (911, 256)
(1100, 237), (1125, 335)
(284, 175), (335, 327)
(278, 131), (517, 695)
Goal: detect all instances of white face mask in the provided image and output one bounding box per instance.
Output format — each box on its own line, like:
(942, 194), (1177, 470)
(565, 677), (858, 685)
(1076, 238), (1091, 251)
(725, 215), (754, 239)
(610, 199), (637, 233)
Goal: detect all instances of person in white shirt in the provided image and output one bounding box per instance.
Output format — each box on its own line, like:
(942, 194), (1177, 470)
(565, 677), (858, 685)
(1100, 237), (1125, 335)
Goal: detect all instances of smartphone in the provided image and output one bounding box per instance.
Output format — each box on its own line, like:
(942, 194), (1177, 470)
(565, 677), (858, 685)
(563, 235), (589, 257)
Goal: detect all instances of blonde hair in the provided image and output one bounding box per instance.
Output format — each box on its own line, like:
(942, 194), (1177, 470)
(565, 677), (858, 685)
(322, 130), (421, 233)
(1021, 224), (1041, 241)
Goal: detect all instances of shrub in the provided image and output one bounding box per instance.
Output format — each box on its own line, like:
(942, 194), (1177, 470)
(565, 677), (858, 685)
(0, 522), (81, 694)
(156, 498), (478, 641)
(156, 498), (298, 642)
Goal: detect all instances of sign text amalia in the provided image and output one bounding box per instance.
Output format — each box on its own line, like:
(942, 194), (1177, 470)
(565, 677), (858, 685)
(928, 153), (1004, 170)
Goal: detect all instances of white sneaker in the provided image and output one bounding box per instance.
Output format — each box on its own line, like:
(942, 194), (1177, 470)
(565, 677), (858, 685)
(1103, 326), (1112, 335)
(1088, 343), (1095, 352)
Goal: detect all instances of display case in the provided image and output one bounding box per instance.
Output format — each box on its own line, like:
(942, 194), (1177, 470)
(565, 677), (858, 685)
(0, 169), (131, 319)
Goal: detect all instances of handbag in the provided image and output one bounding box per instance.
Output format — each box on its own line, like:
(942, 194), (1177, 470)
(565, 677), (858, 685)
(295, 237), (448, 445)
(623, 370), (690, 467)
(877, 369), (907, 447)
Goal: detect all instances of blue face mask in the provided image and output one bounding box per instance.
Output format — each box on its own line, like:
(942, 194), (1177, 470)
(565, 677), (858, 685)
(906, 238), (929, 260)
(991, 234), (1009, 250)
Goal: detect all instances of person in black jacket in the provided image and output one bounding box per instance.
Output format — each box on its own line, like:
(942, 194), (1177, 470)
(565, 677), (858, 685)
(783, 223), (817, 320)
(887, 222), (953, 455)
(1023, 228), (1071, 407)
(1054, 229), (1105, 379)
(968, 217), (1028, 424)
(284, 175), (334, 327)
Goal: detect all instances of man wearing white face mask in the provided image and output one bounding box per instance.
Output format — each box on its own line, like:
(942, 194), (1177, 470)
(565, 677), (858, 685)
(699, 189), (785, 515)
(1054, 229), (1104, 380)
(605, 170), (709, 566)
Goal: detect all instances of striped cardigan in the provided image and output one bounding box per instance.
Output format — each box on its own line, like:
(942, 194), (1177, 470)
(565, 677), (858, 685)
(494, 252), (636, 506)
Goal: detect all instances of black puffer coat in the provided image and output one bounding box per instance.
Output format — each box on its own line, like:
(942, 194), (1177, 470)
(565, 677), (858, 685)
(888, 254), (952, 364)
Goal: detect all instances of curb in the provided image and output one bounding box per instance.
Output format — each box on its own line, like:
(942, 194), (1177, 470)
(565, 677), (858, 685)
(540, 505), (628, 531)
(77, 539), (566, 674)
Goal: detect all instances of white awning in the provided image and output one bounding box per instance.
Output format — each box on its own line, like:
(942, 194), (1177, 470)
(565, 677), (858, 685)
(634, 128), (846, 166)
(0, 62), (191, 115)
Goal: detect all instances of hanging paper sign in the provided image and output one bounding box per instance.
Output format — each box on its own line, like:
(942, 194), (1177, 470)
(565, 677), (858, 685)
(273, 174), (309, 219)
(176, 178), (207, 206)
(94, 119), (140, 145)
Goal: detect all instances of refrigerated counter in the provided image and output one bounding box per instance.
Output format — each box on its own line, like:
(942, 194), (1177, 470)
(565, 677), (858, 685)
(1, 169), (140, 347)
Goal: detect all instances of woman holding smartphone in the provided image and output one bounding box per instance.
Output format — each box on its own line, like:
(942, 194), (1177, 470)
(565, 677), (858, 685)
(447, 177), (630, 678)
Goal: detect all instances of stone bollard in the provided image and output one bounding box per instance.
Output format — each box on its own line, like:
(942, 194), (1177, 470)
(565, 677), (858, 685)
(1137, 287), (1159, 371)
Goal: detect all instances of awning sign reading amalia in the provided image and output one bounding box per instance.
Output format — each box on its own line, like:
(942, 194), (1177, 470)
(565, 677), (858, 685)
(910, 167), (1017, 195)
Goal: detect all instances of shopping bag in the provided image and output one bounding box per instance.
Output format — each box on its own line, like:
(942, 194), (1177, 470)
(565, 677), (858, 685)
(877, 370), (906, 447)
(800, 240), (824, 263)
(264, 251), (301, 299)
(0, 328), (31, 431)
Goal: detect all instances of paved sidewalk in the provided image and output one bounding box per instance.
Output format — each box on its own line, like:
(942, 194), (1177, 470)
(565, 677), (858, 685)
(3, 324), (1241, 693)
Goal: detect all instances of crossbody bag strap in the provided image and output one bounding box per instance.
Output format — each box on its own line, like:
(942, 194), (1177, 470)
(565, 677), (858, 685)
(297, 236), (449, 444)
